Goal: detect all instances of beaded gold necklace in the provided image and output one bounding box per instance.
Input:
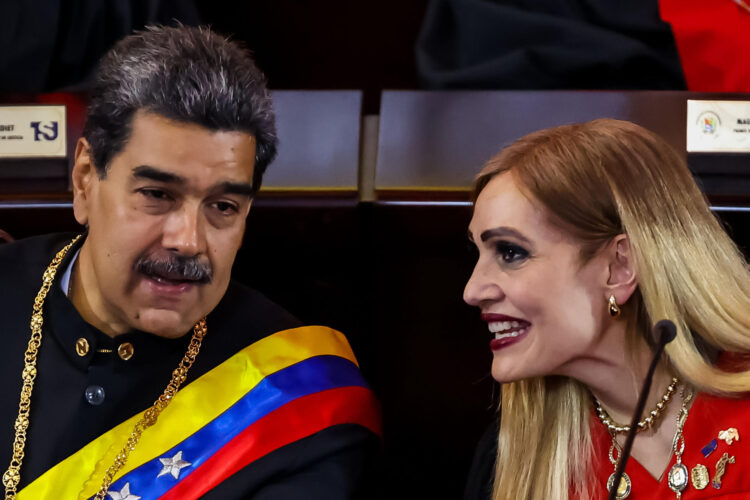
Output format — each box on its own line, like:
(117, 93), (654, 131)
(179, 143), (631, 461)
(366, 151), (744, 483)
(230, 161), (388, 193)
(594, 377), (679, 434)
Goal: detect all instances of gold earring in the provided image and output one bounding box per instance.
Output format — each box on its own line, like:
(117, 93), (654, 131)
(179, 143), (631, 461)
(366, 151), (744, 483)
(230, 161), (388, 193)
(608, 296), (621, 318)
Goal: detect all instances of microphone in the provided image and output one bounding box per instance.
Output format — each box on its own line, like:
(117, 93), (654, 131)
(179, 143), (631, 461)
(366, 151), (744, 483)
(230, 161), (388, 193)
(607, 320), (677, 500)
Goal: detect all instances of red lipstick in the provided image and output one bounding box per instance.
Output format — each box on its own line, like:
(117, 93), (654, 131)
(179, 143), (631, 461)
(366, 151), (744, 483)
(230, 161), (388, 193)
(482, 313), (531, 351)
(489, 334), (527, 351)
(482, 313), (525, 322)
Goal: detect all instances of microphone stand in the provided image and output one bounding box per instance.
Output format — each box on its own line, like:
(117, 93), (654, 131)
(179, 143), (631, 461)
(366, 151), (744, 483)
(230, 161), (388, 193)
(607, 320), (676, 500)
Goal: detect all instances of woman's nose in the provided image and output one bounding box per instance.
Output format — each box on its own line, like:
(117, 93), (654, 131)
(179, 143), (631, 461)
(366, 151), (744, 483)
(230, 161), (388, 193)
(463, 261), (504, 307)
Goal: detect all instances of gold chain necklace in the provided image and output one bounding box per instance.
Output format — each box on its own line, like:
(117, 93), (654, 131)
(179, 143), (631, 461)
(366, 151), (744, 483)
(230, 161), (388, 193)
(606, 431), (632, 499)
(94, 319), (207, 499)
(595, 377), (679, 434)
(666, 388), (694, 498)
(604, 386), (693, 499)
(1, 236), (208, 499)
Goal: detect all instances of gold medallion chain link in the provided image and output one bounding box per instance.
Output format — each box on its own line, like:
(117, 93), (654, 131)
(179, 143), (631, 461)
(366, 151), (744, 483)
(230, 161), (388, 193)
(1, 236), (208, 499)
(94, 318), (206, 499)
(2, 235), (81, 499)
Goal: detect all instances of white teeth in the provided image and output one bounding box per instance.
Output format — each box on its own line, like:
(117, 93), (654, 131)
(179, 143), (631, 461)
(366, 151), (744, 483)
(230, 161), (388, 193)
(488, 321), (528, 335)
(494, 327), (528, 340)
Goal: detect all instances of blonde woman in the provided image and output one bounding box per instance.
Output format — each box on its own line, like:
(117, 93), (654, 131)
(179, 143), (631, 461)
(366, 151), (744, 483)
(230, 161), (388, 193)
(462, 119), (750, 499)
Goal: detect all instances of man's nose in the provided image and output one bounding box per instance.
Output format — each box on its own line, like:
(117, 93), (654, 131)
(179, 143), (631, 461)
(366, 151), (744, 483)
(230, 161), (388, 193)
(463, 261), (505, 307)
(162, 204), (206, 256)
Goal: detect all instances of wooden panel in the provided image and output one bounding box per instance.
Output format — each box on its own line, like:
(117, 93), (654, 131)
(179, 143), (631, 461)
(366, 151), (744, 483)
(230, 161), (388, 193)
(375, 91), (750, 199)
(0, 91), (362, 194)
(261, 90), (362, 191)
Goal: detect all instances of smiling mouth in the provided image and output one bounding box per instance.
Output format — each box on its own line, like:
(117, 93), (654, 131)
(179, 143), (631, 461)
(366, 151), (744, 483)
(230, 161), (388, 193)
(482, 314), (531, 350)
(488, 320), (529, 340)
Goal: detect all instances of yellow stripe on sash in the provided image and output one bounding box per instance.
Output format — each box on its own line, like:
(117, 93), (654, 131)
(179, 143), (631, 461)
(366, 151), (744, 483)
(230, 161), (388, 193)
(19, 325), (356, 500)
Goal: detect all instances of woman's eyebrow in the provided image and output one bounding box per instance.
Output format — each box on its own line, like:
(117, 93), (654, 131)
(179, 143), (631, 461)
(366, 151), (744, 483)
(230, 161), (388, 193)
(479, 227), (531, 244)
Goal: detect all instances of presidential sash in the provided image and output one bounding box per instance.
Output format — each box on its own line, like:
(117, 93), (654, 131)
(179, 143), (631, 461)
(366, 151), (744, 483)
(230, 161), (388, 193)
(19, 326), (380, 499)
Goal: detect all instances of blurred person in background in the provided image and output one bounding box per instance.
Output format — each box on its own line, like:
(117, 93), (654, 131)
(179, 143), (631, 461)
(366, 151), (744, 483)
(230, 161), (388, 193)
(418, 0), (750, 92)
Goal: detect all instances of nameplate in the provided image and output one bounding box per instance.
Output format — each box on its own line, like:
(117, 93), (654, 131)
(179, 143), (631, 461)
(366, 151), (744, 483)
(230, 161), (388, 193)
(687, 100), (750, 153)
(0, 105), (67, 158)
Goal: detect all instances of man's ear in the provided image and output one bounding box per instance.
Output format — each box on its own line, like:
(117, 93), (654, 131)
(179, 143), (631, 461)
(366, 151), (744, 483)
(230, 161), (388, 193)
(71, 138), (97, 226)
(605, 234), (638, 305)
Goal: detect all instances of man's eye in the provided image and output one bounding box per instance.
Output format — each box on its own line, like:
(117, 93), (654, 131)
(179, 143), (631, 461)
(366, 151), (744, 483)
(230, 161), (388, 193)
(140, 189), (170, 201)
(214, 201), (238, 214)
(495, 242), (529, 264)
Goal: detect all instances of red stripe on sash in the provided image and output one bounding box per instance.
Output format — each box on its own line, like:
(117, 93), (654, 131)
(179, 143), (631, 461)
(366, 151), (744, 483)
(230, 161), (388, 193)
(160, 386), (380, 499)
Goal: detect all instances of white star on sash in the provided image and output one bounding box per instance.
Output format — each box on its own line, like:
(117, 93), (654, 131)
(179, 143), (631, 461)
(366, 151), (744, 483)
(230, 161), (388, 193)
(107, 482), (141, 500)
(157, 450), (192, 479)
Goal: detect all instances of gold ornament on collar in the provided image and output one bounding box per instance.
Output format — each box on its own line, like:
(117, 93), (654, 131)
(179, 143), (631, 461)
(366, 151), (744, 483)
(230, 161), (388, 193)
(691, 464), (709, 490)
(712, 452), (735, 489)
(718, 428), (739, 445)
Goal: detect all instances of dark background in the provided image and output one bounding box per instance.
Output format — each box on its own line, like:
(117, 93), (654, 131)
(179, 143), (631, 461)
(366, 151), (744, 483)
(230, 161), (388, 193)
(0, 0), (430, 114)
(198, 0), (429, 114)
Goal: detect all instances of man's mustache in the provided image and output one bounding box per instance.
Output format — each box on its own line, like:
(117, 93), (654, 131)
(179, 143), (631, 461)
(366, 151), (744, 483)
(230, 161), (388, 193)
(134, 253), (213, 284)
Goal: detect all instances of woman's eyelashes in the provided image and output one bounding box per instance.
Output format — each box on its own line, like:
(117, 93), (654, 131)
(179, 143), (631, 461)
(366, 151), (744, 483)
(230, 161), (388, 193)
(494, 241), (529, 265)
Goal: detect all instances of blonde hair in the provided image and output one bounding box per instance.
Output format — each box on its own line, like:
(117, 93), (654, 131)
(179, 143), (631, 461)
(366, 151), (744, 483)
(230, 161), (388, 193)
(473, 119), (750, 500)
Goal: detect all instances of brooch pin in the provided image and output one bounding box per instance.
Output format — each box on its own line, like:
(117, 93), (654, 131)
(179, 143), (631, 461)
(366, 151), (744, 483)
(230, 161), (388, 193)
(691, 464), (709, 490)
(712, 452), (735, 489)
(701, 439), (718, 458)
(718, 428), (739, 445)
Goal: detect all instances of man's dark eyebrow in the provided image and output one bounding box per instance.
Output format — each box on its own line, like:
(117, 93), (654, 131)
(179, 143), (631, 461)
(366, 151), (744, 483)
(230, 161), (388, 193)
(132, 166), (254, 198)
(215, 181), (255, 198)
(132, 165), (187, 185)
(480, 227), (531, 244)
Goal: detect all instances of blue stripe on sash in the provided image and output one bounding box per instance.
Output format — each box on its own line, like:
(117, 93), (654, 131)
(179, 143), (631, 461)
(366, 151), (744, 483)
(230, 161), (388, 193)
(96, 355), (365, 500)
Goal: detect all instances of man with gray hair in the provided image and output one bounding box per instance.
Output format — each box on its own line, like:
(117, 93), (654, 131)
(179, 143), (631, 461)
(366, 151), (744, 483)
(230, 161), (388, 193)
(0, 25), (380, 499)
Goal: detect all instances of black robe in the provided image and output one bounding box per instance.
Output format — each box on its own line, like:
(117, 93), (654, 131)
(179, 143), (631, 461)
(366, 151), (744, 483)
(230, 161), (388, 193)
(416, 0), (686, 90)
(463, 422), (497, 500)
(0, 233), (379, 499)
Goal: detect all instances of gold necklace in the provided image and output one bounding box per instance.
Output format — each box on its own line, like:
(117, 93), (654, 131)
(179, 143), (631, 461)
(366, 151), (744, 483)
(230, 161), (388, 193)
(595, 377), (679, 434)
(1, 236), (208, 499)
(666, 388), (694, 498)
(606, 432), (632, 499)
(604, 386), (693, 499)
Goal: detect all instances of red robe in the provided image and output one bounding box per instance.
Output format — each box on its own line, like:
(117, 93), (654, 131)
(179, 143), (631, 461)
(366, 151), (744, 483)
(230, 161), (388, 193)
(588, 393), (750, 498)
(659, 0), (750, 92)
